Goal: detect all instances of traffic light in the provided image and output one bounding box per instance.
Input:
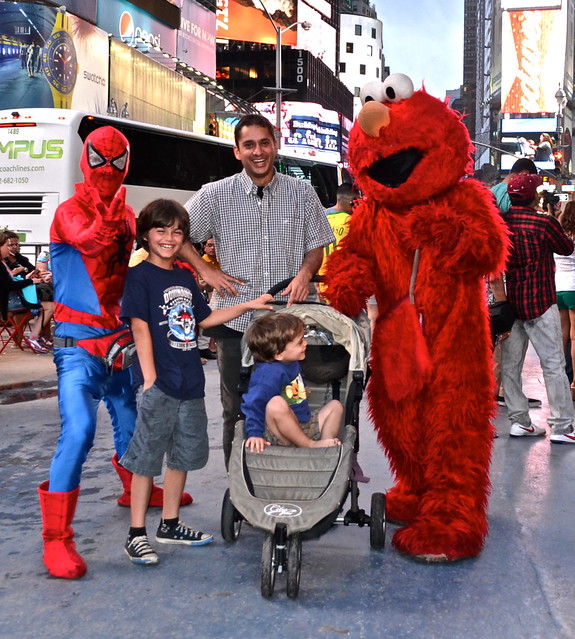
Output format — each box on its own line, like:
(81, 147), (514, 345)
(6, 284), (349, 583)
(207, 114), (219, 136)
(554, 150), (563, 176)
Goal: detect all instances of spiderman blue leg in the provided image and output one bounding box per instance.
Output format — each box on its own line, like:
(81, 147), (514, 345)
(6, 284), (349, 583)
(49, 347), (107, 492)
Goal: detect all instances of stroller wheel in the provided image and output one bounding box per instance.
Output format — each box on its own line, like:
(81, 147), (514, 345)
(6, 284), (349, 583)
(286, 534), (302, 599)
(261, 532), (277, 598)
(221, 488), (242, 542)
(369, 492), (386, 549)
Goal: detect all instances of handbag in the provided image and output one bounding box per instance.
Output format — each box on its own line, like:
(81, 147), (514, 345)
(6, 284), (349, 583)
(7, 290), (28, 312)
(13, 275), (39, 306)
(489, 300), (515, 337)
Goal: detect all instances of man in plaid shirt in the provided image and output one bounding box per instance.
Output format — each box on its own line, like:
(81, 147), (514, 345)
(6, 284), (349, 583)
(179, 114), (334, 465)
(501, 172), (575, 443)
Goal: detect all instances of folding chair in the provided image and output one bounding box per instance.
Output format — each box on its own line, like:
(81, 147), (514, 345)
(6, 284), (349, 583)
(0, 292), (42, 355)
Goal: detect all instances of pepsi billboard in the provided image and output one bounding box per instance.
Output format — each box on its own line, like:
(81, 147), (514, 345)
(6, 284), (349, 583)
(98, 0), (177, 55)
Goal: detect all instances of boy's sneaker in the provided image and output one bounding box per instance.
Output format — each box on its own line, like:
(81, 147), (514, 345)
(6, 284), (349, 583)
(550, 430), (575, 445)
(155, 521), (214, 546)
(124, 535), (159, 565)
(509, 422), (546, 438)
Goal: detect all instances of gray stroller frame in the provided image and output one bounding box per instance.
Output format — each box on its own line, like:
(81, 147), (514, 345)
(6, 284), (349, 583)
(220, 301), (386, 599)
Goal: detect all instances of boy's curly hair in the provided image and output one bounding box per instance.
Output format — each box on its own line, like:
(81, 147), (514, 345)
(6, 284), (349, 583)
(245, 313), (305, 363)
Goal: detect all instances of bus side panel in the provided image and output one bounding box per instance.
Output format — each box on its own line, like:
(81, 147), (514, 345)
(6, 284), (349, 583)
(0, 111), (83, 245)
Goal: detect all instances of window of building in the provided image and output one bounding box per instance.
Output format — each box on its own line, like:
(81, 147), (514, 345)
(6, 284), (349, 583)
(376, 67), (379, 78)
(354, 87), (360, 97)
(355, 24), (362, 36)
(339, 62), (346, 73)
(367, 45), (373, 56)
(360, 64), (366, 75)
(346, 42), (354, 54)
(371, 27), (376, 39)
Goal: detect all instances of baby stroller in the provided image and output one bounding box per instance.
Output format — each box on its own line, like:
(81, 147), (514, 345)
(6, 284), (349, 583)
(220, 279), (386, 599)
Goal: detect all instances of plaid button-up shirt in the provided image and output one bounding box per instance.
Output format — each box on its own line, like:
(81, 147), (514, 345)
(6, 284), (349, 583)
(505, 205), (574, 321)
(185, 169), (335, 332)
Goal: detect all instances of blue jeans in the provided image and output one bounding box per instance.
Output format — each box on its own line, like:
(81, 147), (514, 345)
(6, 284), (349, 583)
(501, 305), (574, 434)
(49, 347), (137, 492)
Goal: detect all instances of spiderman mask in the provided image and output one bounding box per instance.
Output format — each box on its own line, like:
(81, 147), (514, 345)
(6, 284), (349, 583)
(80, 126), (130, 200)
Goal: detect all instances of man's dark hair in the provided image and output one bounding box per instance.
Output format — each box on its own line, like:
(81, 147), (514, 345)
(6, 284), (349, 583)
(137, 199), (190, 251)
(245, 313), (305, 363)
(509, 158), (538, 175)
(234, 114), (276, 146)
(336, 182), (360, 201)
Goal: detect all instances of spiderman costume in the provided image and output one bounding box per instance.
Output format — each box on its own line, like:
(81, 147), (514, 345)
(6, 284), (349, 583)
(38, 127), (190, 579)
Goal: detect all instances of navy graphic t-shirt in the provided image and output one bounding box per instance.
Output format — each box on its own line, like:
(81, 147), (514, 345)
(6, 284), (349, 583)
(121, 260), (211, 400)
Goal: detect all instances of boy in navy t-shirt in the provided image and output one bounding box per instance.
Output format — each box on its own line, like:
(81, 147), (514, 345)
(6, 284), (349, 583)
(242, 313), (343, 453)
(121, 199), (272, 565)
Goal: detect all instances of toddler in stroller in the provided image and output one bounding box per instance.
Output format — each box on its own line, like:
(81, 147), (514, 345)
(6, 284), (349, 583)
(242, 312), (343, 452)
(221, 299), (386, 599)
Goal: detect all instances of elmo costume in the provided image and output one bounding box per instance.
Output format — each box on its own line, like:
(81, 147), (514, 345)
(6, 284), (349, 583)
(324, 75), (509, 561)
(38, 127), (190, 579)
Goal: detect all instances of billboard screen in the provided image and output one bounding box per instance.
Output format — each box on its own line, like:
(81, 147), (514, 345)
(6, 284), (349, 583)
(216, 0), (298, 45)
(44, 0), (98, 23)
(98, 0), (177, 55)
(177, 0), (216, 76)
(0, 3), (108, 112)
(501, 1), (561, 8)
(254, 101), (341, 162)
(501, 7), (567, 113)
(296, 0), (336, 73)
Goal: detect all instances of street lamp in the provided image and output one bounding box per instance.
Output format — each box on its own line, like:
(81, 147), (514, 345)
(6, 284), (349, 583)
(555, 84), (567, 191)
(257, 0), (311, 146)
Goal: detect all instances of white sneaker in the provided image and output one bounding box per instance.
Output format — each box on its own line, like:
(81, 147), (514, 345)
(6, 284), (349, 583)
(550, 431), (575, 445)
(509, 422), (546, 438)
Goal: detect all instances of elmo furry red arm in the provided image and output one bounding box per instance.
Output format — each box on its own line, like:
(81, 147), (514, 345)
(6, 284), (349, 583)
(407, 180), (509, 276)
(323, 201), (378, 317)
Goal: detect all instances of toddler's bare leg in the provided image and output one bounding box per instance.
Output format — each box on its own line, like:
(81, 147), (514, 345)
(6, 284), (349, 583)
(265, 396), (339, 448)
(317, 400), (344, 441)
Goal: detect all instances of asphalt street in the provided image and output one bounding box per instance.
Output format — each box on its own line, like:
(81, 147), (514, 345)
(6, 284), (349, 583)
(1, 352), (575, 639)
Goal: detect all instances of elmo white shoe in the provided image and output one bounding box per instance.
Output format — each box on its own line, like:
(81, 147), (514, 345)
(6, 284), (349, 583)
(550, 431), (575, 445)
(509, 422), (546, 437)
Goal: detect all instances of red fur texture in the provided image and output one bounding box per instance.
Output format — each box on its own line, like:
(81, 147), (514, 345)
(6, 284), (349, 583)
(324, 88), (509, 561)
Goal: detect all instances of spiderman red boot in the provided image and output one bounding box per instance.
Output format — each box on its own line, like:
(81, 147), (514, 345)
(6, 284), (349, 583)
(112, 454), (193, 507)
(38, 481), (87, 579)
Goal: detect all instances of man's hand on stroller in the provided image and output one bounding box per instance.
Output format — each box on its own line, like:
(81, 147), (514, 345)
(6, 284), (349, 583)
(245, 437), (270, 453)
(281, 272), (312, 306)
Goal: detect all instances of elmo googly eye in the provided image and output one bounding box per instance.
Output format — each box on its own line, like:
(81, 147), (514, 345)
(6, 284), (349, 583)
(381, 74), (414, 103)
(360, 81), (387, 105)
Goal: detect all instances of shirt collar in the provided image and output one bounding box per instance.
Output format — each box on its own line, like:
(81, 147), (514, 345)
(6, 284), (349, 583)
(239, 168), (279, 198)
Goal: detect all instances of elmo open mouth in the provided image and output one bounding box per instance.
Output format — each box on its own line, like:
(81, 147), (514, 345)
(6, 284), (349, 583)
(367, 147), (423, 188)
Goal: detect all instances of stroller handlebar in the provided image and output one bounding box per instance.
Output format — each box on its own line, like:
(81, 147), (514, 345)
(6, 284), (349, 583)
(266, 275), (323, 298)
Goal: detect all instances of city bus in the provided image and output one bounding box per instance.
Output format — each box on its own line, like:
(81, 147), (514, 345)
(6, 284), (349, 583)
(0, 109), (341, 252)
